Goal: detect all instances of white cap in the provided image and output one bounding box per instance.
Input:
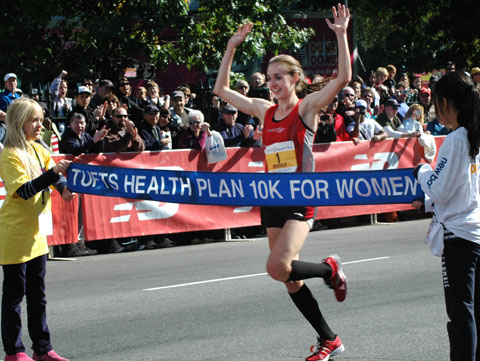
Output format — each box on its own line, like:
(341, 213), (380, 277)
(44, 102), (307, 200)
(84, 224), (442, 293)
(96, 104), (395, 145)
(4, 73), (17, 82)
(77, 86), (92, 95)
(355, 99), (368, 109)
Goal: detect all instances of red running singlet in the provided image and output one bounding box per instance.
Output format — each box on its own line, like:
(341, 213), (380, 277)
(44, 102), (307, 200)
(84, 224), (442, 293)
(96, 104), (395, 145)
(262, 99), (316, 173)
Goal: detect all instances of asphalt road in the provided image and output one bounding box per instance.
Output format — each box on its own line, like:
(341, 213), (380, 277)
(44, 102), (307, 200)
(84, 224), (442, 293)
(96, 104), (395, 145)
(9, 218), (448, 361)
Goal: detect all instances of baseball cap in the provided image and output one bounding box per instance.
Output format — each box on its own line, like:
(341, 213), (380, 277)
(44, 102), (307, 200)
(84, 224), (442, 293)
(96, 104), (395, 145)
(77, 86), (92, 95)
(221, 103), (238, 114)
(419, 87), (431, 96)
(355, 99), (368, 109)
(144, 104), (160, 114)
(385, 98), (399, 108)
(172, 90), (185, 99)
(471, 67), (480, 76)
(4, 73), (17, 82)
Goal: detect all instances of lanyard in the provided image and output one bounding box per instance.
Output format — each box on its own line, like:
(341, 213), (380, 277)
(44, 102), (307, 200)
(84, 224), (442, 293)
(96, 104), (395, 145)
(30, 143), (47, 205)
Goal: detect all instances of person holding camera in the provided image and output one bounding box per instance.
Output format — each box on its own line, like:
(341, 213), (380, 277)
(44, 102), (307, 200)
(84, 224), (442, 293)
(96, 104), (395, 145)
(314, 96), (351, 143)
(348, 99), (387, 145)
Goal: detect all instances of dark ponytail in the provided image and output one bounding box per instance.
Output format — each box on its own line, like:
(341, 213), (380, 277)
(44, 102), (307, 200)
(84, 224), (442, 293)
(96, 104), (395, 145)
(433, 72), (480, 158)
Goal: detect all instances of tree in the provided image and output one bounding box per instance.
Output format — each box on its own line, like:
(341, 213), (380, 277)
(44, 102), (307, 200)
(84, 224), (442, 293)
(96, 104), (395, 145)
(287, 0), (480, 76)
(0, 0), (313, 87)
(352, 0), (480, 76)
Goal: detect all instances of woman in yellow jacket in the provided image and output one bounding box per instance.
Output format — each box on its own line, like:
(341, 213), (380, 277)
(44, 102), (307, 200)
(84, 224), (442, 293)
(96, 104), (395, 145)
(0, 98), (73, 361)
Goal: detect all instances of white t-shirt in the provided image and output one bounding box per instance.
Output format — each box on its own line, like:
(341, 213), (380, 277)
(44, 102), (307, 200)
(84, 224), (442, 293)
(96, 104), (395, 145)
(418, 127), (480, 254)
(347, 118), (384, 140)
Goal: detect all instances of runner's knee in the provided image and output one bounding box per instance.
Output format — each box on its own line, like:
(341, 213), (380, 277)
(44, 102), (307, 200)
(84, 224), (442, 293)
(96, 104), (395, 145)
(266, 256), (291, 282)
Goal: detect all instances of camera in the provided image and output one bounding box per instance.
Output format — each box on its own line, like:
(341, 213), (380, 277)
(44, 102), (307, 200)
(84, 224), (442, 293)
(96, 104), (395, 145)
(356, 108), (366, 115)
(320, 114), (330, 121)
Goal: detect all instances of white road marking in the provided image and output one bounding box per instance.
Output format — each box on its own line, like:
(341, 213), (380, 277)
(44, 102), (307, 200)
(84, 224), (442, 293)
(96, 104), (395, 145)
(143, 256), (390, 291)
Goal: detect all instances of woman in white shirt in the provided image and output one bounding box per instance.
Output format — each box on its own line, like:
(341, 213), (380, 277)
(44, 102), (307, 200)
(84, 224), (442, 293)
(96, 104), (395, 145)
(415, 71), (480, 361)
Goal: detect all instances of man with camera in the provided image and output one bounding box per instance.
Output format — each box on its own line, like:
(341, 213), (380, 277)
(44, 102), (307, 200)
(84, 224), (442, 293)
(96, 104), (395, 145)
(347, 100), (387, 145)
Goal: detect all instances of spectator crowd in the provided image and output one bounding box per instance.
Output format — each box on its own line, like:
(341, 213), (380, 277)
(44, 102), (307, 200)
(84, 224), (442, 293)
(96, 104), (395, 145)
(0, 61), (477, 256)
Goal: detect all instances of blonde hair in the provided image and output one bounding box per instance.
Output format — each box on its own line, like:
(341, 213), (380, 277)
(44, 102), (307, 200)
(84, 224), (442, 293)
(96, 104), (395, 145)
(376, 67), (388, 78)
(405, 103), (425, 125)
(269, 54), (330, 98)
(4, 97), (44, 179)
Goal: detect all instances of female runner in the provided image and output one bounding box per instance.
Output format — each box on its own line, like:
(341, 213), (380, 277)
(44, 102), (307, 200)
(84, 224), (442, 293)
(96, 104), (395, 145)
(214, 4), (351, 361)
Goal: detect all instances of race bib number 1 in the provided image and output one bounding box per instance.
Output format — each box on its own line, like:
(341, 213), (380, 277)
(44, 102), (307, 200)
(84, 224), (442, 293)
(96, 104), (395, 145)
(264, 141), (297, 173)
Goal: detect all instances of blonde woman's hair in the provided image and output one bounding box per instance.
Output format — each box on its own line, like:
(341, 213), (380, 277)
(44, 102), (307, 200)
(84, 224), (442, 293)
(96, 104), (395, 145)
(268, 54), (331, 98)
(405, 103), (425, 125)
(145, 81), (159, 91)
(376, 67), (388, 78)
(4, 97), (44, 180)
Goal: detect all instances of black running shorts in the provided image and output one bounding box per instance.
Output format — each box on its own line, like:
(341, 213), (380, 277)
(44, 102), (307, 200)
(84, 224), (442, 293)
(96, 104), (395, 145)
(260, 206), (315, 230)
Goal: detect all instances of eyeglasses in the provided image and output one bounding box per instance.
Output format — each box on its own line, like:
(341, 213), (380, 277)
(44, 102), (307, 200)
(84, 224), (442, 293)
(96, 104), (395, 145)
(114, 114), (128, 118)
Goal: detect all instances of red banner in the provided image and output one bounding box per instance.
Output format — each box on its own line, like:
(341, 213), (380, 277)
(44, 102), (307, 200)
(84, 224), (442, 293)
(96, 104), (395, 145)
(0, 137), (444, 244)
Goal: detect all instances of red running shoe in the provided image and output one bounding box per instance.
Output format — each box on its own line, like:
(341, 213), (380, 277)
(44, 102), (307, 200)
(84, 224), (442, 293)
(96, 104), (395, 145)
(32, 350), (69, 361)
(305, 335), (345, 361)
(324, 254), (347, 302)
(4, 353), (34, 361)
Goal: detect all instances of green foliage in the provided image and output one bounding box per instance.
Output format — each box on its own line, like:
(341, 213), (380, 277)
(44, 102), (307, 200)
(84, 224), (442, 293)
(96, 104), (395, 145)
(351, 0), (480, 75)
(0, 0), (313, 84)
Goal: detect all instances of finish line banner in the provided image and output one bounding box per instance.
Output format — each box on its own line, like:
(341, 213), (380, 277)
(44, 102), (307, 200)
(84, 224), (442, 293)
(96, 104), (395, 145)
(67, 162), (422, 207)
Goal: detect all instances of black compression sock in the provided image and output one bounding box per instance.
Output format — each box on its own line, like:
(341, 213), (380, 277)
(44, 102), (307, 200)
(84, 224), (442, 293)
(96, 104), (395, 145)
(289, 284), (335, 340)
(287, 260), (332, 282)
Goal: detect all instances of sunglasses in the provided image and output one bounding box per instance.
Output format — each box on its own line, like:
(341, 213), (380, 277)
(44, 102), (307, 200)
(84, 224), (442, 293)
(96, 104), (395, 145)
(189, 121), (201, 125)
(238, 86), (248, 89)
(114, 114), (128, 118)
(224, 111), (237, 115)
(119, 83), (130, 86)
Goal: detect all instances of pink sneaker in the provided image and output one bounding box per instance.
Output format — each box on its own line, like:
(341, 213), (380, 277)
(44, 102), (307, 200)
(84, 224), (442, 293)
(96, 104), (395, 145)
(305, 335), (345, 361)
(32, 350), (69, 361)
(4, 353), (34, 361)
(323, 254), (347, 302)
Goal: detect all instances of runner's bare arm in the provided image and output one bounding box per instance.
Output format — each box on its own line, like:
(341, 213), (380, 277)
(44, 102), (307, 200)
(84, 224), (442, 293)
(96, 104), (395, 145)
(300, 4), (352, 128)
(213, 23), (272, 127)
